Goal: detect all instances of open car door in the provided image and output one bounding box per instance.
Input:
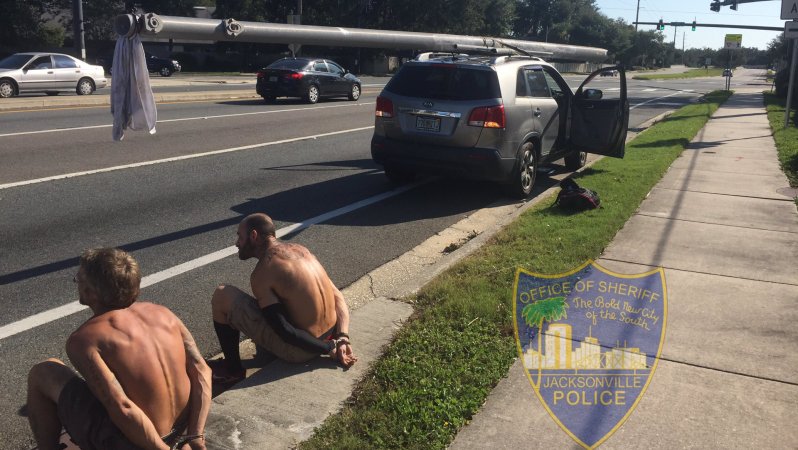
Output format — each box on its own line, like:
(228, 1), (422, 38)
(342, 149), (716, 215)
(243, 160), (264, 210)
(568, 65), (629, 158)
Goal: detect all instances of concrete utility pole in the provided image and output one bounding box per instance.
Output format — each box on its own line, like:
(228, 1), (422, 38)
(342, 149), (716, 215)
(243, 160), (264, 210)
(635, 0), (641, 32)
(114, 13), (609, 62)
(72, 0), (86, 60)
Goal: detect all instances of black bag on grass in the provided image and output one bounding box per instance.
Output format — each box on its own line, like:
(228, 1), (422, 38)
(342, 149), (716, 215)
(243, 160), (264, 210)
(555, 178), (600, 211)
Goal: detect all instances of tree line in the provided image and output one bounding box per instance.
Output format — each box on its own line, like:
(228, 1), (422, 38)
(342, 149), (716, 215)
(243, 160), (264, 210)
(0, 0), (789, 68)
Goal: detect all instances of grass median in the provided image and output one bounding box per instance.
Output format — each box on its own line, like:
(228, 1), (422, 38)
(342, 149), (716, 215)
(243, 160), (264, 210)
(633, 68), (724, 80)
(301, 90), (732, 450)
(763, 92), (798, 206)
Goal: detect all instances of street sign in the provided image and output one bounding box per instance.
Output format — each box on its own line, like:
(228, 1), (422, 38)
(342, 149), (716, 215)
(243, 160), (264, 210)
(724, 34), (743, 49)
(783, 0), (798, 20)
(786, 20), (798, 38)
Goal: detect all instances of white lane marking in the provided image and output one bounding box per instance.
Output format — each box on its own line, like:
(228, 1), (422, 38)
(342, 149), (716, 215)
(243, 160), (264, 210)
(0, 102), (375, 138)
(631, 91), (687, 110)
(0, 180), (426, 340)
(642, 88), (658, 92)
(0, 126), (374, 190)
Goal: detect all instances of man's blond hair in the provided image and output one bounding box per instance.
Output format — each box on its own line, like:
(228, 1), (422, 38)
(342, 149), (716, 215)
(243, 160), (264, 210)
(80, 248), (141, 309)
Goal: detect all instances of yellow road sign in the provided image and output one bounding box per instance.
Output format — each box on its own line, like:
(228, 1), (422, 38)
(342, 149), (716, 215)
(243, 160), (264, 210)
(724, 34), (743, 49)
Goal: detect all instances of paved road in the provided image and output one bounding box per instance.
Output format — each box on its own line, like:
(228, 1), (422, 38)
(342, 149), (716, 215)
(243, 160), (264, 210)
(0, 70), (765, 449)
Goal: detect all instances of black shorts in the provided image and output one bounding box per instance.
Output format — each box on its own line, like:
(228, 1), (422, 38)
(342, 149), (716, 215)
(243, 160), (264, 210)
(57, 378), (185, 450)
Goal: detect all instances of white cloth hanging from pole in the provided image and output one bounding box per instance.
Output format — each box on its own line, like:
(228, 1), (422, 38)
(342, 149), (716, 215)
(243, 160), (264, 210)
(111, 34), (156, 141)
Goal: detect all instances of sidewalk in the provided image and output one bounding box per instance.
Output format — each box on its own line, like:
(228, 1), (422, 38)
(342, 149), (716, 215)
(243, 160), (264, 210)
(450, 88), (798, 448)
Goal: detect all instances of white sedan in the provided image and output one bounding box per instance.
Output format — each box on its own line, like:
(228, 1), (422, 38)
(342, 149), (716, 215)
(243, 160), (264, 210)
(0, 52), (108, 98)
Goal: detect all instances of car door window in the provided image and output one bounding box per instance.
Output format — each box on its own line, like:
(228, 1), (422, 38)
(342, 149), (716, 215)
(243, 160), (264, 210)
(516, 69), (530, 97)
(327, 62), (345, 77)
(28, 56), (52, 70)
(525, 70), (550, 98)
(313, 62), (329, 72)
(53, 55), (77, 69)
(542, 70), (568, 100)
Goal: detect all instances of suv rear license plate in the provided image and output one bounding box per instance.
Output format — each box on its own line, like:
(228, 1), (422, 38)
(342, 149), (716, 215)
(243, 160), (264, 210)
(416, 116), (441, 132)
(269, 76), (277, 82)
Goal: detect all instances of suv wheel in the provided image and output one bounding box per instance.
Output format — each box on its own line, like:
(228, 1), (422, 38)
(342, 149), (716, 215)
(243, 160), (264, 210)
(306, 84), (320, 104)
(505, 143), (537, 198)
(348, 84), (361, 101)
(160, 67), (172, 77)
(384, 165), (415, 184)
(564, 151), (587, 171)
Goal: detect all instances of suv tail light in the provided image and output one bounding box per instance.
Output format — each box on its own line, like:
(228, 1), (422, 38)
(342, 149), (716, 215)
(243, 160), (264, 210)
(256, 71), (265, 78)
(468, 105), (505, 129)
(376, 96), (394, 118)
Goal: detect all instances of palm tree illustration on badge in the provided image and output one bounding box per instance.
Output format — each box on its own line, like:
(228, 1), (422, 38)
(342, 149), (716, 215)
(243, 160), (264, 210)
(521, 296), (569, 388)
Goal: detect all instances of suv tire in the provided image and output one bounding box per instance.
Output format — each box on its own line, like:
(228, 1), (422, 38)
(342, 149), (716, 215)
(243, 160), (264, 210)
(160, 67), (173, 77)
(384, 165), (415, 184)
(505, 142), (537, 198)
(564, 151), (587, 171)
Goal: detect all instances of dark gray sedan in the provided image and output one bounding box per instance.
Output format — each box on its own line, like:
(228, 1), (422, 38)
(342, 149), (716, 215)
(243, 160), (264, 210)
(0, 52), (108, 98)
(256, 57), (361, 104)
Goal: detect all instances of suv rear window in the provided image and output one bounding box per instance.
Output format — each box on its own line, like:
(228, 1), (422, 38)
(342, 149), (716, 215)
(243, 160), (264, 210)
(385, 65), (500, 100)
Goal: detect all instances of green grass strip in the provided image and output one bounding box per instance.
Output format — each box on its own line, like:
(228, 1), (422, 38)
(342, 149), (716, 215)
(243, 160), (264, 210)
(300, 90), (732, 450)
(763, 92), (798, 190)
(633, 68), (724, 80)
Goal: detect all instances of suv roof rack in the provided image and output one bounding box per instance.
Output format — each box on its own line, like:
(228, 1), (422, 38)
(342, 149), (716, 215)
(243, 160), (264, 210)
(414, 52), (470, 61)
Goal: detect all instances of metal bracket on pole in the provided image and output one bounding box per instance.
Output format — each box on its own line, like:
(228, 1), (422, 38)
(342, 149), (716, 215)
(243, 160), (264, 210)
(225, 19), (243, 37)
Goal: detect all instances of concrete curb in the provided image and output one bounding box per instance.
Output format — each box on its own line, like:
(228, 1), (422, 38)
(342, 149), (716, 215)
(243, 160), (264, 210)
(0, 90), (260, 113)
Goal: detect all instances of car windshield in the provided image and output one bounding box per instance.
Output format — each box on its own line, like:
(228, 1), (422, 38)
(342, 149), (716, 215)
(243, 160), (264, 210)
(385, 65), (501, 100)
(267, 59), (310, 70)
(0, 54), (33, 70)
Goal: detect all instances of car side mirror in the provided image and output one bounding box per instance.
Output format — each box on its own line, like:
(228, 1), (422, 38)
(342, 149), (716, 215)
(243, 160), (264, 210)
(583, 89), (603, 100)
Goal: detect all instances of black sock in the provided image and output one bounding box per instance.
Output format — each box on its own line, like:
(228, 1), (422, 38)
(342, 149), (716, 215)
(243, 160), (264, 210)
(213, 321), (242, 372)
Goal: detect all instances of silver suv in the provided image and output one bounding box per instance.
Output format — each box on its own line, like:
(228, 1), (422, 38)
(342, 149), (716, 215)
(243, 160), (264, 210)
(371, 54), (629, 197)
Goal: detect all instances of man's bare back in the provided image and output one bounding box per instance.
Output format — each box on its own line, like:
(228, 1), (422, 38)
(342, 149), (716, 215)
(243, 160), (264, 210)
(253, 242), (337, 338)
(28, 248), (210, 450)
(209, 213), (356, 385)
(67, 302), (191, 436)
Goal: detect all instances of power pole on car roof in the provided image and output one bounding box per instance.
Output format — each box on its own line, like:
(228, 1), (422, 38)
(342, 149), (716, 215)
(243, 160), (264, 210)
(113, 13), (609, 63)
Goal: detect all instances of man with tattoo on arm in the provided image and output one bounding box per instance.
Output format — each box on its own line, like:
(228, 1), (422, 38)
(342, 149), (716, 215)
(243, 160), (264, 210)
(27, 248), (212, 450)
(209, 213), (357, 384)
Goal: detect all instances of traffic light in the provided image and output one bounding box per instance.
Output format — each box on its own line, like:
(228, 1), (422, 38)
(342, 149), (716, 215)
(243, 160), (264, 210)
(692, 20), (696, 31)
(658, 19), (664, 31)
(710, 1), (720, 12)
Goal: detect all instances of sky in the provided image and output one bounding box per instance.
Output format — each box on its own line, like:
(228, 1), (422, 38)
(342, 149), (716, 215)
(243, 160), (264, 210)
(593, 0), (787, 50)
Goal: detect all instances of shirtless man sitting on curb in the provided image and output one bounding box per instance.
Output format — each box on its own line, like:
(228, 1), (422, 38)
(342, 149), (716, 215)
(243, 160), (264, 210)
(27, 248), (212, 450)
(209, 213), (357, 384)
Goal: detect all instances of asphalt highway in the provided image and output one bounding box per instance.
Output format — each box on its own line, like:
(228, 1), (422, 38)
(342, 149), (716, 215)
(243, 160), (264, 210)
(0, 70), (759, 448)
